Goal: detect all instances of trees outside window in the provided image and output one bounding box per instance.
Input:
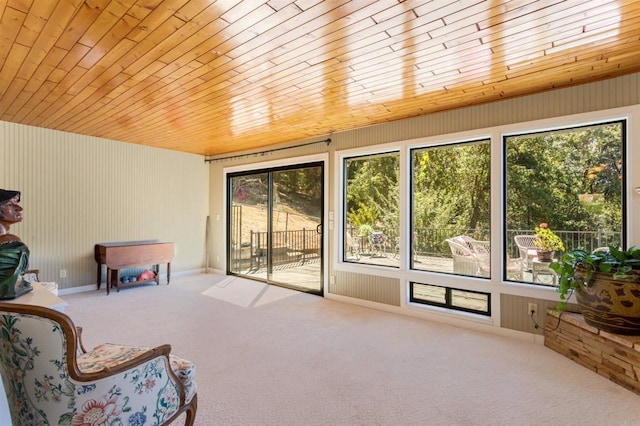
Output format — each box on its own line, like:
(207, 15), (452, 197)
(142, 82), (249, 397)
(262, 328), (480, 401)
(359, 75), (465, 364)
(340, 119), (625, 293)
(344, 152), (400, 267)
(411, 140), (491, 276)
(505, 121), (625, 284)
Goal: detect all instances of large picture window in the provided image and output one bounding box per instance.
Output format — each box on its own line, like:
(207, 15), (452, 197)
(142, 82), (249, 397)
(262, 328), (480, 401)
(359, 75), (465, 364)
(505, 120), (625, 285)
(337, 111), (632, 319)
(410, 140), (491, 277)
(343, 151), (400, 268)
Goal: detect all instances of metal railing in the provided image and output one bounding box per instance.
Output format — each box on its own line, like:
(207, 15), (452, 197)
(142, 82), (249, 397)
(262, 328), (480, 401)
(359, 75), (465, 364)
(346, 225), (620, 258)
(504, 229), (621, 258)
(247, 228), (321, 270)
(232, 224), (621, 270)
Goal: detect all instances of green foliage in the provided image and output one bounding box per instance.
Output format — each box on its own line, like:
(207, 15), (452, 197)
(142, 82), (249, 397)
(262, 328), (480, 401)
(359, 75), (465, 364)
(346, 202), (377, 228)
(344, 122), (623, 251)
(550, 245), (640, 309)
(533, 223), (565, 251)
(273, 168), (323, 215)
(357, 224), (373, 237)
(506, 123), (623, 233)
(412, 141), (490, 231)
(345, 153), (400, 234)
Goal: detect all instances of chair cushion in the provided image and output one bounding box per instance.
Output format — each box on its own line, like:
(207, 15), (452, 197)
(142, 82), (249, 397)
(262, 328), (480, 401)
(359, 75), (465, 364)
(369, 231), (386, 244)
(78, 343), (197, 402)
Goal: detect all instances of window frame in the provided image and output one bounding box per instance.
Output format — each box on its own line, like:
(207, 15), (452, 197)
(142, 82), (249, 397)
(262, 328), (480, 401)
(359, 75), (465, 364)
(409, 282), (491, 316)
(409, 137), (492, 275)
(501, 118), (628, 285)
(333, 106), (637, 322)
(340, 148), (402, 269)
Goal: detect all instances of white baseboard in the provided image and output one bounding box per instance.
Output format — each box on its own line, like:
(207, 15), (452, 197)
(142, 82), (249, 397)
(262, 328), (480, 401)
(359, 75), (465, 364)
(57, 269), (206, 296)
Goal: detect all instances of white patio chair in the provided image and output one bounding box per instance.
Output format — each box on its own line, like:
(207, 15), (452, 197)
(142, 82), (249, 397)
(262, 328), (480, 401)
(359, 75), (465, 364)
(445, 236), (487, 276)
(514, 235), (538, 271)
(470, 240), (491, 277)
(346, 231), (361, 260)
(506, 258), (524, 280)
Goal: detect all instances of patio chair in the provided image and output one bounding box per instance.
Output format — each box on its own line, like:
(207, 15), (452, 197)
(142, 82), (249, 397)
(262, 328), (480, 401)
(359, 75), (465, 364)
(514, 235), (538, 271)
(369, 231), (387, 257)
(506, 258), (523, 280)
(0, 303), (197, 425)
(392, 236), (400, 259)
(445, 236), (489, 276)
(346, 231), (361, 260)
(470, 240), (491, 277)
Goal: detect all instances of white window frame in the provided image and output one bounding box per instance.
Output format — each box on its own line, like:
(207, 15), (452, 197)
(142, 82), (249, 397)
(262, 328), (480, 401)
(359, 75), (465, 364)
(333, 105), (639, 327)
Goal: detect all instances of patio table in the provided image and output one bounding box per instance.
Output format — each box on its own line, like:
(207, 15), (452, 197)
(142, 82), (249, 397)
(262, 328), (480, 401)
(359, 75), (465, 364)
(532, 258), (557, 285)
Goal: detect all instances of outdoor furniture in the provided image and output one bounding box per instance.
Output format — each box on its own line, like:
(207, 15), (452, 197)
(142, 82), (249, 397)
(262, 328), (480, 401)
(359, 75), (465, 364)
(369, 231), (387, 257)
(445, 236), (490, 277)
(532, 258), (557, 285)
(346, 232), (361, 260)
(506, 258), (524, 280)
(393, 236), (400, 258)
(470, 240), (491, 277)
(514, 235), (538, 271)
(0, 303), (198, 426)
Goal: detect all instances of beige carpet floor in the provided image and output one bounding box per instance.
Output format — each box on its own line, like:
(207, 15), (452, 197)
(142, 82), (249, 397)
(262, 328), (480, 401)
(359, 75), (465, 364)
(62, 273), (640, 426)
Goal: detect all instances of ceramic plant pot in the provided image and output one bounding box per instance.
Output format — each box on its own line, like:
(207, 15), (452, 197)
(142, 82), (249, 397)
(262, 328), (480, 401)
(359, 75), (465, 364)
(575, 269), (640, 335)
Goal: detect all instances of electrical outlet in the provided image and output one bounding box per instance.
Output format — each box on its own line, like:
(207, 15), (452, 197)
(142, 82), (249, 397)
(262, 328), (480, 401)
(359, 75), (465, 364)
(60, 269), (67, 278)
(528, 302), (538, 316)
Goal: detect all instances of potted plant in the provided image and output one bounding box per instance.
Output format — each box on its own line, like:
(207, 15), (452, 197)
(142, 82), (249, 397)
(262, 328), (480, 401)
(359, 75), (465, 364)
(357, 224), (373, 238)
(534, 223), (565, 262)
(550, 245), (640, 335)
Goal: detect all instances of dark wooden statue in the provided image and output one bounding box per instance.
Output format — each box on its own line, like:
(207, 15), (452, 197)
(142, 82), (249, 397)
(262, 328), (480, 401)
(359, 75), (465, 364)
(0, 189), (32, 299)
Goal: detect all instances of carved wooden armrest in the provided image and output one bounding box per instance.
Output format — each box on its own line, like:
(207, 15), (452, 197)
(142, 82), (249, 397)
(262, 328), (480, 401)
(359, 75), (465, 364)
(76, 326), (88, 354)
(73, 343), (173, 380)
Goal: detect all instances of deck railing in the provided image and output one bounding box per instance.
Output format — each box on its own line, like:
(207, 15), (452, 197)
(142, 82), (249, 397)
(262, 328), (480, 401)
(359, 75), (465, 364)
(232, 225), (621, 270)
(247, 228), (321, 270)
(347, 225), (621, 258)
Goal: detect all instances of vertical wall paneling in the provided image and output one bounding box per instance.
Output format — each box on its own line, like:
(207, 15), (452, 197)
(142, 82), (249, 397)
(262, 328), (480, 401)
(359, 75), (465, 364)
(0, 123), (208, 289)
(500, 294), (580, 335)
(334, 271), (401, 306)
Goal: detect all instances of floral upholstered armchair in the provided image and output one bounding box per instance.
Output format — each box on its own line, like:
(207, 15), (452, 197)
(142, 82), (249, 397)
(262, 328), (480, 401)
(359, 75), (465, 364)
(0, 303), (197, 425)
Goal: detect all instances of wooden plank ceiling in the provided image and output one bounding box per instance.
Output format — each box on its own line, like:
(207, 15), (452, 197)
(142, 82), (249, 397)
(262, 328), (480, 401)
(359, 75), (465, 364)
(1, 0), (639, 157)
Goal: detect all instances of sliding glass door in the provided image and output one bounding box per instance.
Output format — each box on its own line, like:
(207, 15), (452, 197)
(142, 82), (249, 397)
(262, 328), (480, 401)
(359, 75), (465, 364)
(228, 162), (323, 294)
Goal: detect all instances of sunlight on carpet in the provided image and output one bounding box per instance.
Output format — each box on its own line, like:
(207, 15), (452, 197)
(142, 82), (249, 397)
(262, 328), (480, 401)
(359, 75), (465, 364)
(201, 276), (298, 308)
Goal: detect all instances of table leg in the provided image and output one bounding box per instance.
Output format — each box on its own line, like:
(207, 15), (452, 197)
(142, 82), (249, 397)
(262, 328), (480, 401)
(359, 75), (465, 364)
(96, 264), (102, 290)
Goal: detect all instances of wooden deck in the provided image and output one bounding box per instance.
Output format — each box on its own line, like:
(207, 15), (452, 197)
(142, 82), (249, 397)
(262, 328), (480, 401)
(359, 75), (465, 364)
(234, 251), (550, 292)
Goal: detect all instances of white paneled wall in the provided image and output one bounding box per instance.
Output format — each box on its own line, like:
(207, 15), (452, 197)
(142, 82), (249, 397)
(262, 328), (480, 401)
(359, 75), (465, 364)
(0, 123), (208, 289)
